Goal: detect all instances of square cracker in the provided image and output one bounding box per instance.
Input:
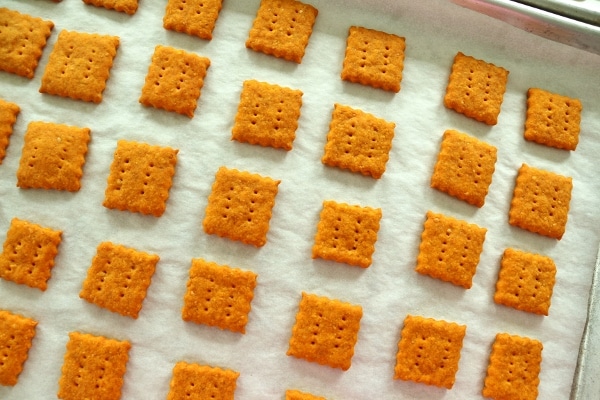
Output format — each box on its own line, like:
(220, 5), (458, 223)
(103, 140), (178, 217)
(203, 167), (280, 247)
(444, 52), (509, 125)
(312, 200), (382, 268)
(245, 0), (318, 63)
(182, 258), (257, 333)
(139, 45), (211, 118)
(58, 332), (130, 400)
(80, 242), (160, 319)
(508, 164), (572, 240)
(494, 248), (556, 316)
(416, 211), (487, 289)
(0, 310), (37, 386)
(0, 218), (62, 291)
(0, 8), (54, 79)
(82, 0), (139, 15)
(232, 80), (303, 151)
(322, 104), (395, 179)
(286, 389), (326, 400)
(40, 30), (119, 103)
(430, 129), (497, 207)
(287, 292), (363, 371)
(167, 361), (239, 400)
(0, 98), (20, 164)
(16, 121), (91, 192)
(341, 26), (406, 93)
(164, 0), (224, 40)
(394, 315), (466, 389)
(525, 88), (582, 151)
(482, 333), (543, 400)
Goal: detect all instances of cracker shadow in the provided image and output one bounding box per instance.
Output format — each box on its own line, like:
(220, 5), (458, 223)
(518, 139), (571, 164)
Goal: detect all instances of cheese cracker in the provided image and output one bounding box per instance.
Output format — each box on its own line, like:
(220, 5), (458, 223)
(0, 98), (20, 164)
(163, 0), (224, 40)
(167, 362), (239, 400)
(0, 310), (37, 386)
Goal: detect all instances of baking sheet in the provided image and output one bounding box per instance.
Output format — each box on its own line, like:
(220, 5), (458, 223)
(1, 0), (600, 399)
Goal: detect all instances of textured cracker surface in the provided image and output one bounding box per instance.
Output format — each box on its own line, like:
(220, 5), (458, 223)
(167, 362), (239, 400)
(0, 310), (37, 386)
(0, 98), (20, 164)
(83, 0), (139, 14)
(164, 0), (223, 40)
(285, 389), (326, 400)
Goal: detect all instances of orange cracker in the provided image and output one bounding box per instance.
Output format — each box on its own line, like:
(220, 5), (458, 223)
(245, 0), (318, 63)
(322, 104), (395, 179)
(430, 129), (497, 207)
(103, 140), (178, 217)
(232, 80), (303, 151)
(286, 389), (326, 400)
(494, 248), (556, 316)
(0, 310), (37, 386)
(0, 98), (20, 164)
(139, 45), (211, 118)
(0, 8), (54, 79)
(508, 164), (572, 240)
(394, 315), (466, 389)
(0, 218), (62, 291)
(80, 242), (160, 319)
(340, 26), (406, 93)
(444, 52), (509, 125)
(312, 200), (382, 268)
(167, 361), (239, 400)
(182, 258), (257, 333)
(58, 332), (130, 400)
(82, 0), (139, 14)
(482, 333), (543, 400)
(163, 0), (224, 40)
(416, 211), (487, 289)
(287, 292), (363, 371)
(524, 88), (582, 151)
(16, 121), (91, 192)
(203, 167), (280, 247)
(40, 30), (119, 103)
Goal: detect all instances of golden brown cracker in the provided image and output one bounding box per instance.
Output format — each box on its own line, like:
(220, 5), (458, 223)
(82, 0), (139, 15)
(182, 258), (257, 333)
(508, 164), (572, 240)
(0, 218), (62, 291)
(341, 26), (406, 93)
(286, 389), (326, 400)
(287, 292), (362, 371)
(203, 167), (280, 247)
(0, 310), (37, 386)
(232, 80), (303, 151)
(322, 104), (395, 179)
(103, 140), (178, 217)
(16, 121), (91, 192)
(80, 242), (160, 319)
(0, 98), (20, 164)
(444, 52), (509, 125)
(0, 8), (54, 79)
(163, 0), (224, 40)
(246, 0), (318, 63)
(167, 362), (239, 400)
(430, 129), (497, 207)
(40, 30), (119, 103)
(312, 200), (382, 268)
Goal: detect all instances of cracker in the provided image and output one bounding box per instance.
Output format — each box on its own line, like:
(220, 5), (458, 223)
(0, 310), (37, 386)
(322, 104), (395, 179)
(0, 218), (62, 291)
(430, 129), (497, 207)
(16, 121), (91, 192)
(80, 242), (160, 319)
(494, 248), (556, 316)
(0, 98), (20, 164)
(0, 8), (54, 79)
(82, 0), (139, 15)
(340, 26), (406, 93)
(394, 315), (466, 389)
(508, 164), (572, 240)
(287, 292), (362, 371)
(444, 52), (509, 125)
(482, 333), (543, 400)
(286, 389), (326, 400)
(139, 45), (211, 118)
(58, 332), (130, 400)
(416, 211), (487, 289)
(40, 30), (119, 103)
(103, 140), (178, 217)
(232, 80), (303, 151)
(167, 361), (239, 400)
(312, 200), (382, 268)
(524, 88), (582, 151)
(182, 258), (257, 333)
(203, 167), (280, 247)
(163, 0), (224, 40)
(245, 0), (318, 63)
